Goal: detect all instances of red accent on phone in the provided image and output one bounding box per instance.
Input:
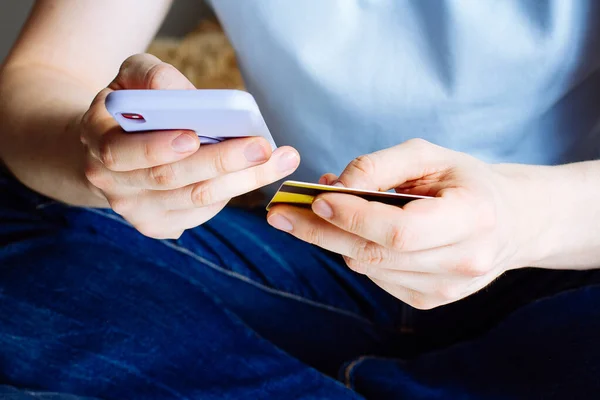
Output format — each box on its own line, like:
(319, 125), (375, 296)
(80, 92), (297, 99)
(121, 113), (145, 121)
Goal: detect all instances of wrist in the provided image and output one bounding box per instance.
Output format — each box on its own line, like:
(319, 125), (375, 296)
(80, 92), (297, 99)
(491, 163), (553, 269)
(493, 161), (600, 270)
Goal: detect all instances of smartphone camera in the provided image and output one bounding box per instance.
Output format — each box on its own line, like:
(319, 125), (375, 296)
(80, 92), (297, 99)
(120, 113), (146, 123)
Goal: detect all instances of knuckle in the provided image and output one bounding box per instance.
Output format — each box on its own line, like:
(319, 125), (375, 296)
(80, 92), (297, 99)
(212, 146), (232, 174)
(80, 110), (93, 128)
(347, 210), (366, 233)
(84, 162), (111, 190)
(451, 255), (488, 277)
(304, 225), (324, 246)
(405, 138), (430, 149)
(120, 54), (142, 71)
(388, 224), (413, 251)
(149, 164), (178, 188)
(119, 53), (154, 73)
(98, 136), (116, 169)
(145, 63), (175, 89)
(405, 138), (435, 163)
(192, 183), (215, 207)
(169, 230), (185, 240)
(81, 108), (103, 132)
(109, 197), (135, 216)
(348, 154), (377, 178)
(355, 241), (386, 266)
(134, 223), (168, 239)
(433, 282), (461, 302)
(143, 141), (161, 166)
(408, 292), (438, 310)
(343, 256), (363, 273)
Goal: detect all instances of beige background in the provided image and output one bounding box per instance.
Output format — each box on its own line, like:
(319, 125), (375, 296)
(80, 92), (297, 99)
(0, 0), (210, 62)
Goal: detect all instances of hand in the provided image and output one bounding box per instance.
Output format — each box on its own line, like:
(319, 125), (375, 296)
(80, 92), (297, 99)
(267, 139), (532, 309)
(81, 54), (300, 239)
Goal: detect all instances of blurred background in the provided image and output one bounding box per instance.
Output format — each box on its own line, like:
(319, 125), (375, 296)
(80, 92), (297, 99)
(0, 0), (211, 62)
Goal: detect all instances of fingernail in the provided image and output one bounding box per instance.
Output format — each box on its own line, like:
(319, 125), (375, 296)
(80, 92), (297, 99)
(268, 214), (293, 231)
(333, 181), (345, 188)
(312, 198), (333, 218)
(318, 176), (327, 185)
(244, 141), (268, 162)
(277, 152), (299, 172)
(171, 134), (198, 153)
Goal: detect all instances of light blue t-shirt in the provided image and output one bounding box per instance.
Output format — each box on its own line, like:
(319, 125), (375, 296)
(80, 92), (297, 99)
(209, 0), (600, 184)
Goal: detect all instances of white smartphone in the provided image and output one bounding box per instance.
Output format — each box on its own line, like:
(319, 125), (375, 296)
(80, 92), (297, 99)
(104, 89), (277, 150)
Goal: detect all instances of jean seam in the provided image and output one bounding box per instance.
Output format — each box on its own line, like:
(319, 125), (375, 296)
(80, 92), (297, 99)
(83, 208), (375, 326)
(343, 356), (372, 389)
(3, 330), (189, 399)
(35, 201), (59, 210)
(344, 355), (398, 389)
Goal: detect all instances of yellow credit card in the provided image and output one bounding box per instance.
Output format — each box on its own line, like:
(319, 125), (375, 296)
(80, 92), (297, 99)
(266, 180), (431, 211)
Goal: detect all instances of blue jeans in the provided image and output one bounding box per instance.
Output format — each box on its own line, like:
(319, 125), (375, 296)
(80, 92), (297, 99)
(1, 168), (600, 399)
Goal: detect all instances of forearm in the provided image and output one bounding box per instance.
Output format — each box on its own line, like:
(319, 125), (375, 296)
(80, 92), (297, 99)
(497, 160), (600, 270)
(0, 0), (172, 207)
(0, 65), (107, 207)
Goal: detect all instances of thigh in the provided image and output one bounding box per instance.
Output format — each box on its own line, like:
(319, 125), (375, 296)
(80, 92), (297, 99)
(344, 284), (600, 399)
(0, 214), (360, 399)
(0, 172), (392, 398)
(0, 385), (99, 400)
(410, 267), (600, 354)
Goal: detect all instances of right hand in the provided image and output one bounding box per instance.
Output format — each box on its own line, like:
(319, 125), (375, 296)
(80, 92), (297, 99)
(80, 54), (300, 239)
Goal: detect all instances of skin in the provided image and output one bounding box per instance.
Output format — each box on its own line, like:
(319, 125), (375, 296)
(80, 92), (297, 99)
(268, 139), (600, 309)
(1, 1), (599, 309)
(0, 0), (300, 239)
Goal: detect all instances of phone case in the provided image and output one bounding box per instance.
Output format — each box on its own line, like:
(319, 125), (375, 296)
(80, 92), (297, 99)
(104, 89), (277, 149)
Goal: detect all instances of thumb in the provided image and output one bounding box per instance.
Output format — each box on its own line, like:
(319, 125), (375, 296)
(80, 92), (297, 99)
(109, 53), (195, 90)
(335, 139), (453, 191)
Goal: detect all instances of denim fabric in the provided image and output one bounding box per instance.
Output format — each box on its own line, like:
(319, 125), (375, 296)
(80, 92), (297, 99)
(345, 286), (600, 399)
(2, 168), (600, 399)
(0, 385), (99, 399)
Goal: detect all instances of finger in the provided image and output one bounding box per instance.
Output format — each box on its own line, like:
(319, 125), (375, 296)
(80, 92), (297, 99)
(112, 136), (273, 190)
(318, 173), (339, 185)
(93, 129), (200, 172)
(344, 239), (494, 276)
(312, 190), (479, 251)
(82, 90), (200, 172)
(368, 271), (495, 309)
(148, 147), (300, 210)
(82, 54), (198, 171)
(167, 200), (228, 229)
(335, 138), (456, 191)
(132, 201), (228, 240)
(268, 203), (470, 274)
(367, 276), (447, 310)
(127, 202), (227, 239)
(355, 266), (466, 298)
(110, 53), (195, 90)
(83, 155), (140, 196)
(267, 205), (372, 259)
(369, 278), (438, 310)
(266, 204), (428, 272)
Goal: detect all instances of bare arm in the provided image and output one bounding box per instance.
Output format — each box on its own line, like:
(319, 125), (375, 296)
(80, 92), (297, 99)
(0, 0), (172, 206)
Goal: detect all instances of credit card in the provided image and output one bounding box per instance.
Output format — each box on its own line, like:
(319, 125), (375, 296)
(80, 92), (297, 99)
(266, 180), (432, 211)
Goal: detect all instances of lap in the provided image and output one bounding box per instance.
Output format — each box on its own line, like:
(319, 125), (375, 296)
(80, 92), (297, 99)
(0, 172), (389, 398)
(2, 171), (600, 399)
(0, 214), (365, 398)
(347, 285), (600, 399)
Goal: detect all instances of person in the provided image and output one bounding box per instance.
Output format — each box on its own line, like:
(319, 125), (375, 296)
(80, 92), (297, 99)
(1, 0), (599, 398)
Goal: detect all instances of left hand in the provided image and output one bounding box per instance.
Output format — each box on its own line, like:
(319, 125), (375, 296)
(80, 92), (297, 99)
(267, 139), (535, 309)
